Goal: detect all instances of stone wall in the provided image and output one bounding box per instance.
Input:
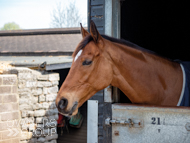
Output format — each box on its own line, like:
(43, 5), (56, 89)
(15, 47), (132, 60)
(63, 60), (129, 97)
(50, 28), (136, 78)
(3, 67), (60, 143)
(0, 74), (20, 143)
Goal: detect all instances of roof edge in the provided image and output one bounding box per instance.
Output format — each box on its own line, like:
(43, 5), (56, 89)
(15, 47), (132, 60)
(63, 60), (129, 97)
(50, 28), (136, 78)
(0, 27), (87, 36)
(0, 52), (73, 56)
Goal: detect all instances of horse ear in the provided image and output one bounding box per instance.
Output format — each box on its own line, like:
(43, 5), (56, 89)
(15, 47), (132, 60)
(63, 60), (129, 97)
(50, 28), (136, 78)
(90, 20), (101, 43)
(80, 23), (89, 38)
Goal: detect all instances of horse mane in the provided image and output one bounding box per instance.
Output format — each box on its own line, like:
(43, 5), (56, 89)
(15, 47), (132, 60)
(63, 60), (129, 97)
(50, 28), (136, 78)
(101, 34), (157, 56)
(73, 34), (172, 61)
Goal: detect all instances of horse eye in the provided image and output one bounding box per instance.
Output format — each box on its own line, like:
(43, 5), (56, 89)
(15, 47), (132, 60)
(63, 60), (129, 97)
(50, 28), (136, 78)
(82, 60), (92, 66)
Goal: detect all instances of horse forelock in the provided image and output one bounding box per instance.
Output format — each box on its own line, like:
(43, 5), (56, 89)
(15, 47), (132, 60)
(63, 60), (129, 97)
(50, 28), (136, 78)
(72, 35), (93, 58)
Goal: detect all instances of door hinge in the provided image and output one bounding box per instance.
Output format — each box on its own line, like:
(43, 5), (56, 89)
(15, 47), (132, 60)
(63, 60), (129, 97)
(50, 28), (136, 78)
(105, 117), (143, 128)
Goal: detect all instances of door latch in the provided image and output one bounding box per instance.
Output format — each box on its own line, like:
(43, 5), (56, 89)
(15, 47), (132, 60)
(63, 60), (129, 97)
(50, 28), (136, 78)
(105, 117), (143, 128)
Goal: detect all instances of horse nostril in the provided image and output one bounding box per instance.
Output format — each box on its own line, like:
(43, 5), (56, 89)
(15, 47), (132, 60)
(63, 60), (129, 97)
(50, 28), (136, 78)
(58, 98), (68, 110)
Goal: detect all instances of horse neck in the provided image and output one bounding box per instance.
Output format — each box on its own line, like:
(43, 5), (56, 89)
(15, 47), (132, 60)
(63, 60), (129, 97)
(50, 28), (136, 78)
(105, 42), (182, 105)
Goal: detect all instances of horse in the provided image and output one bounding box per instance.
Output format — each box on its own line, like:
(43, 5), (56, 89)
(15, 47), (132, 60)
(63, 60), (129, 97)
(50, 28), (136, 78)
(56, 20), (188, 117)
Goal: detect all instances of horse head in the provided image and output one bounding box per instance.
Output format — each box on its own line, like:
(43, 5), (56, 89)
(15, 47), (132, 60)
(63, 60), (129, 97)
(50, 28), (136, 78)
(56, 21), (113, 116)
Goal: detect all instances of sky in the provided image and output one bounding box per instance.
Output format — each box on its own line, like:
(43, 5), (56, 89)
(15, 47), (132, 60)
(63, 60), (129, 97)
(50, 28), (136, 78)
(0, 0), (87, 29)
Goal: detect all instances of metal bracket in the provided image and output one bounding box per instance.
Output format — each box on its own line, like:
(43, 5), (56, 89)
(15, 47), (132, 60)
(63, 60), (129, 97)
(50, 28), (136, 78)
(105, 117), (142, 128)
(29, 61), (47, 71)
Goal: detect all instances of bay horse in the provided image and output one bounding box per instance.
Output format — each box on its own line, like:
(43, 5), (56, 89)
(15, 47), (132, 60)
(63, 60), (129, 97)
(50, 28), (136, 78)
(56, 20), (186, 116)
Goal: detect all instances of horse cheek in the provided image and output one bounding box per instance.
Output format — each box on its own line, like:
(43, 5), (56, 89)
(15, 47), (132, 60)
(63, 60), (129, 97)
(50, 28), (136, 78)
(94, 63), (113, 90)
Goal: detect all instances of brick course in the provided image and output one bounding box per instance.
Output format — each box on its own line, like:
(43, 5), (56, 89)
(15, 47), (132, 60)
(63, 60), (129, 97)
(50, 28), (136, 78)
(0, 86), (11, 94)
(3, 94), (17, 103)
(0, 74), (20, 143)
(2, 75), (17, 85)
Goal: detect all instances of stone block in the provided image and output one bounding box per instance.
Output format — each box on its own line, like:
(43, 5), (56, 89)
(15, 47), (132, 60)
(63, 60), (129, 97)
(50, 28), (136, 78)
(42, 102), (49, 109)
(0, 103), (18, 113)
(20, 104), (33, 110)
(52, 81), (59, 86)
(34, 110), (46, 117)
(11, 138), (20, 143)
(45, 133), (58, 141)
(49, 102), (56, 109)
(37, 82), (52, 87)
(26, 81), (37, 88)
(43, 87), (48, 94)
(46, 94), (57, 102)
(18, 88), (30, 93)
(45, 108), (58, 116)
(37, 74), (49, 81)
(33, 129), (43, 138)
(0, 120), (19, 131)
(11, 85), (18, 93)
(21, 124), (28, 131)
(36, 123), (44, 129)
(21, 110), (34, 117)
(36, 117), (44, 123)
(43, 128), (57, 136)
(19, 92), (31, 98)
(36, 117), (57, 126)
(18, 72), (33, 80)
(19, 98), (28, 105)
(39, 95), (46, 102)
(20, 131), (33, 140)
(33, 103), (42, 110)
(29, 138), (37, 143)
(21, 117), (34, 124)
(28, 124), (36, 131)
(28, 111), (34, 117)
(1, 128), (20, 140)
(49, 73), (60, 81)
(2, 75), (17, 85)
(18, 79), (26, 85)
(38, 137), (46, 142)
(32, 88), (43, 95)
(21, 110), (27, 118)
(32, 96), (38, 103)
(48, 114), (59, 121)
(47, 86), (58, 94)
(3, 94), (17, 103)
(0, 111), (19, 121)
(0, 86), (11, 94)
(44, 120), (57, 128)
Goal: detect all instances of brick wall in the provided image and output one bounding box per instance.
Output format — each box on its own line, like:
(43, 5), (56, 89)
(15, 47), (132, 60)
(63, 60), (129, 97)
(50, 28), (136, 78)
(0, 74), (20, 143)
(2, 67), (60, 143)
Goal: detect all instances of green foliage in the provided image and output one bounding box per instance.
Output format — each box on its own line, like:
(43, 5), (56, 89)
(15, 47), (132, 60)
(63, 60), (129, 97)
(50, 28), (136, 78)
(1, 22), (21, 30)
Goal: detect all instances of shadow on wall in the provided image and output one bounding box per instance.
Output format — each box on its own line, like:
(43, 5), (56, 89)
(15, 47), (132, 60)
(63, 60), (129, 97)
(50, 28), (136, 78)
(3, 67), (60, 143)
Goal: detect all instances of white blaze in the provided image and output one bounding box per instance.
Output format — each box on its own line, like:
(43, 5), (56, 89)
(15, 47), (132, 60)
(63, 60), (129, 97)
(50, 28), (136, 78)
(74, 50), (83, 62)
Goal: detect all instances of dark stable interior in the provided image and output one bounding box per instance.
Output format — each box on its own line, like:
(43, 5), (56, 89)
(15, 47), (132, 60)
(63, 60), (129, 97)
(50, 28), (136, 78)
(54, 68), (87, 143)
(120, 1), (190, 103)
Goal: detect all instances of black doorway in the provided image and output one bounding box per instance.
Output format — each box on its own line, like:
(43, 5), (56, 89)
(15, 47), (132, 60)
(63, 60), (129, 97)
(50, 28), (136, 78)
(119, 1), (190, 103)
(121, 1), (190, 61)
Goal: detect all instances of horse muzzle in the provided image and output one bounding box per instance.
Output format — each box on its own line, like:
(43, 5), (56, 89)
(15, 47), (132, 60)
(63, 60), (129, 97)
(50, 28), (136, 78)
(57, 98), (78, 116)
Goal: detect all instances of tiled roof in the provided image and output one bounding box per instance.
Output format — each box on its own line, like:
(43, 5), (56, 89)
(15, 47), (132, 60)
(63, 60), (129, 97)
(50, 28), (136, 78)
(0, 28), (84, 54)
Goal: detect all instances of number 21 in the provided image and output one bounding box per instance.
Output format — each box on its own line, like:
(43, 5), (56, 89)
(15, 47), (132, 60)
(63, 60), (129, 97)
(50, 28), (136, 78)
(151, 117), (160, 125)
